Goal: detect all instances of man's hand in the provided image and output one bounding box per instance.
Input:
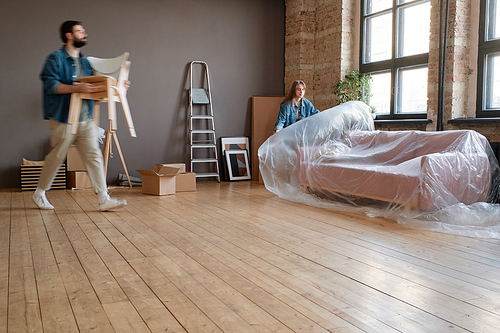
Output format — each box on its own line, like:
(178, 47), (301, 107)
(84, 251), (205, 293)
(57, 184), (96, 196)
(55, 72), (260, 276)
(76, 83), (106, 94)
(124, 80), (130, 90)
(57, 82), (105, 95)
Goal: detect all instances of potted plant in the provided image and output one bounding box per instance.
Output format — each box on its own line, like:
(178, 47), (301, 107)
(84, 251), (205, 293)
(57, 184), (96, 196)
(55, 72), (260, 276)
(333, 69), (375, 117)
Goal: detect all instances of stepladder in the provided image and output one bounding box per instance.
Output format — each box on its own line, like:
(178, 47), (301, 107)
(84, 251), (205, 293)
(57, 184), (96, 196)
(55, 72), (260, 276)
(189, 61), (220, 182)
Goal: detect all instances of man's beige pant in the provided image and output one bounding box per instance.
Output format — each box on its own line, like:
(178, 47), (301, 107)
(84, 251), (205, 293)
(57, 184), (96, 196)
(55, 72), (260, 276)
(38, 119), (107, 194)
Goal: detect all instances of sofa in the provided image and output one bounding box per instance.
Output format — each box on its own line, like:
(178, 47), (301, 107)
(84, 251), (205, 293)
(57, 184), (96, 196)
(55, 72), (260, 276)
(297, 130), (492, 211)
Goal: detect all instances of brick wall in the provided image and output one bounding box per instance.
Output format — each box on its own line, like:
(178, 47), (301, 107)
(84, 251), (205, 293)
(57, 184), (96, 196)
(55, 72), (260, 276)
(285, 0), (356, 111)
(284, 0), (500, 140)
(428, 0), (472, 129)
(284, 0), (316, 99)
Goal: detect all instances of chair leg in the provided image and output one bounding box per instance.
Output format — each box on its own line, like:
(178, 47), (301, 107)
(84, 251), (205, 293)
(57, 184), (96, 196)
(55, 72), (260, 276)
(107, 78), (117, 130)
(102, 130), (112, 176)
(112, 132), (132, 188)
(93, 101), (101, 127)
(69, 93), (82, 135)
(117, 91), (136, 137)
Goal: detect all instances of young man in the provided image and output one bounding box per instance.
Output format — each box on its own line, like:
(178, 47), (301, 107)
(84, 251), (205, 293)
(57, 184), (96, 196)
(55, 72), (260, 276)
(33, 20), (127, 211)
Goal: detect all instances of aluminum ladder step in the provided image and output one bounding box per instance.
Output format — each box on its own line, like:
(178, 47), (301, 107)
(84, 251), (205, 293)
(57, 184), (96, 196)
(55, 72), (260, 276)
(195, 172), (220, 179)
(191, 158), (218, 163)
(191, 115), (213, 120)
(191, 144), (216, 149)
(191, 130), (215, 134)
(190, 88), (210, 104)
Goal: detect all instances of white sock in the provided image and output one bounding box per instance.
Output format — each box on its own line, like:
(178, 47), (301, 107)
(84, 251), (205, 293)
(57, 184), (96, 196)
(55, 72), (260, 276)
(98, 191), (109, 204)
(34, 188), (45, 198)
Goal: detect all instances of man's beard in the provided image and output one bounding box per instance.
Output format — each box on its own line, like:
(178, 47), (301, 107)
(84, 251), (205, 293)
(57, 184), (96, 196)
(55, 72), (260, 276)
(73, 39), (87, 48)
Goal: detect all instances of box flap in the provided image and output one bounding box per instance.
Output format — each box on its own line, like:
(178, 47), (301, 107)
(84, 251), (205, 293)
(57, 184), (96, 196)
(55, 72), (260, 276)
(136, 169), (160, 177)
(154, 163), (186, 173)
(155, 165), (181, 175)
(137, 169), (178, 177)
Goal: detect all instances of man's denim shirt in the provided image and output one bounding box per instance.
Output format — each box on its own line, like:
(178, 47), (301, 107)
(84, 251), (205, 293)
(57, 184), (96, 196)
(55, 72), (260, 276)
(40, 46), (94, 123)
(274, 98), (319, 131)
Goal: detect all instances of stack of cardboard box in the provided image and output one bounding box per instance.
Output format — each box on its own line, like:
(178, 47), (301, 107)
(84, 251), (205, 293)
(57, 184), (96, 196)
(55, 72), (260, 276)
(66, 146), (92, 189)
(137, 164), (196, 195)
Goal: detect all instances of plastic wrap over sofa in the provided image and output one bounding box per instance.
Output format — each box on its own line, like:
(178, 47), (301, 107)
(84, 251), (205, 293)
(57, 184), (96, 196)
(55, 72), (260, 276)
(259, 101), (500, 238)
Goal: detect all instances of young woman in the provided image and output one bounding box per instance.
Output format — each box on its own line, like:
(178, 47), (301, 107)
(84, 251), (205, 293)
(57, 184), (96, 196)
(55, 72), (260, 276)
(274, 80), (319, 133)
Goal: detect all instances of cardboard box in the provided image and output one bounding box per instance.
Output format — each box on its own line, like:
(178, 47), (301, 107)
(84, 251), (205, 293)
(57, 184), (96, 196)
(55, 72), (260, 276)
(67, 171), (92, 189)
(138, 164), (196, 195)
(154, 164), (196, 192)
(137, 166), (179, 195)
(67, 146), (87, 171)
(176, 172), (196, 192)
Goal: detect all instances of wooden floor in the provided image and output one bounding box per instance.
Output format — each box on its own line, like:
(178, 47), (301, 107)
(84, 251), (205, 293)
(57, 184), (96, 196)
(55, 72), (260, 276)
(2, 182), (500, 332)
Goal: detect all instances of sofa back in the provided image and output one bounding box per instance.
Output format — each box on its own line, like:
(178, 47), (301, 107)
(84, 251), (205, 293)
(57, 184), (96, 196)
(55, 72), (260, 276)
(344, 130), (489, 166)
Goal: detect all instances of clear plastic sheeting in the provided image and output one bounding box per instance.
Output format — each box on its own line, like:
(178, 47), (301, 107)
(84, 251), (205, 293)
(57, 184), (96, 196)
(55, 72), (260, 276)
(258, 101), (500, 238)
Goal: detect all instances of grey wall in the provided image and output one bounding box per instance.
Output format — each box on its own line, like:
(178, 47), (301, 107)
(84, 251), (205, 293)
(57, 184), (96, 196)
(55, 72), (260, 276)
(0, 0), (284, 188)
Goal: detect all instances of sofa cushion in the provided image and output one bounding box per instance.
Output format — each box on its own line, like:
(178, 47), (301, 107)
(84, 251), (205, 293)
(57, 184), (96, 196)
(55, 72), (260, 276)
(298, 130), (491, 210)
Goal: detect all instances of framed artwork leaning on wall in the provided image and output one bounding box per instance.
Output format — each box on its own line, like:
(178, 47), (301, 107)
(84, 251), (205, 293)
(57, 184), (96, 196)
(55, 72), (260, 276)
(225, 149), (251, 181)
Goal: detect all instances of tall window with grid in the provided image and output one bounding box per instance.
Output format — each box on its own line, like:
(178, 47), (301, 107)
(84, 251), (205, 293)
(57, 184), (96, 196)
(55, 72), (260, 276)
(477, 0), (500, 117)
(360, 0), (431, 119)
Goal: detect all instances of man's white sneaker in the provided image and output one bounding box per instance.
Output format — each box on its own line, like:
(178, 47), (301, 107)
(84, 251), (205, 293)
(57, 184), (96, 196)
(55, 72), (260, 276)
(32, 194), (54, 210)
(99, 197), (127, 211)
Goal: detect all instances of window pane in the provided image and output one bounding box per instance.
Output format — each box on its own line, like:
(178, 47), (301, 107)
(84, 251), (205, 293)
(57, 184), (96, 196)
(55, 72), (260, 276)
(369, 72), (392, 113)
(398, 2), (431, 57)
(485, 53), (500, 109)
(487, 0), (500, 40)
(366, 0), (392, 14)
(397, 67), (428, 113)
(365, 13), (392, 62)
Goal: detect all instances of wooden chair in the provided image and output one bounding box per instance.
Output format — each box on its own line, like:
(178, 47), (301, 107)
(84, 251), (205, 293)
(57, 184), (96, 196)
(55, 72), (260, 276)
(68, 52), (135, 137)
(68, 52), (135, 187)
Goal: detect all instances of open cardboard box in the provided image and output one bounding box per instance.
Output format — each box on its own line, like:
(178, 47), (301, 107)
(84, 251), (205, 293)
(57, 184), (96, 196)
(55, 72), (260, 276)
(136, 165), (179, 195)
(137, 164), (196, 195)
(154, 164), (196, 192)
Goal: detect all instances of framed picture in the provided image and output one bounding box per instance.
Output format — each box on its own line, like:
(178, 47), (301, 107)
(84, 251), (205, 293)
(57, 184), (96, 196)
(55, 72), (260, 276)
(225, 149), (251, 181)
(220, 136), (250, 154)
(220, 136), (250, 180)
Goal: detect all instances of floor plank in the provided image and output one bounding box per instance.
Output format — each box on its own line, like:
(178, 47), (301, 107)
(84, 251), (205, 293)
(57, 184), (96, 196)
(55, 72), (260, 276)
(2, 183), (500, 332)
(0, 190), (11, 333)
(43, 191), (115, 333)
(8, 192), (43, 333)
(23, 192), (79, 333)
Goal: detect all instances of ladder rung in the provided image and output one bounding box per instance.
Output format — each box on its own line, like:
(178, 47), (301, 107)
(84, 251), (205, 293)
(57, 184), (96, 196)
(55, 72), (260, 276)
(191, 130), (215, 134)
(191, 115), (213, 119)
(191, 158), (218, 163)
(192, 140), (215, 145)
(195, 173), (220, 178)
(192, 144), (216, 149)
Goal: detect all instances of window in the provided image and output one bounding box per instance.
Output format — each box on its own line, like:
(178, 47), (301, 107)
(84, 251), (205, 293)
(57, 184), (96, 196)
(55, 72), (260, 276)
(477, 0), (500, 117)
(360, 0), (431, 119)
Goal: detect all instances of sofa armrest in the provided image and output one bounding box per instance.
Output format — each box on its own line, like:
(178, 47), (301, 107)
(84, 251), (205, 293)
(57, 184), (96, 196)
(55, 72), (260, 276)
(419, 152), (491, 210)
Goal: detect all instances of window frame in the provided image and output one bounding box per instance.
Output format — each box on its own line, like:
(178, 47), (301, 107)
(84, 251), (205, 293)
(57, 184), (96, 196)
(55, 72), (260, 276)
(360, 0), (430, 120)
(476, 0), (500, 118)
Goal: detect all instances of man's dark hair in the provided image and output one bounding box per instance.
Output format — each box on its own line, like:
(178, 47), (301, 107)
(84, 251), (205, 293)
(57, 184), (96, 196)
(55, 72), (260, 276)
(59, 20), (82, 43)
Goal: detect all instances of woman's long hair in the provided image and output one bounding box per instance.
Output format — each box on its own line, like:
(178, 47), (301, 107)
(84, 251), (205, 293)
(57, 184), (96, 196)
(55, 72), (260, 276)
(282, 80), (306, 104)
